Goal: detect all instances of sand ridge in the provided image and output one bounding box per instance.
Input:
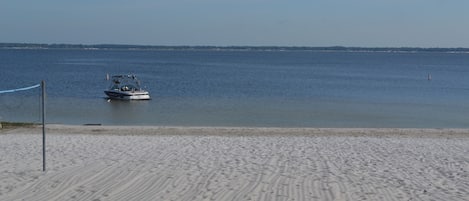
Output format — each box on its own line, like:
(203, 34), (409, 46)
(1, 126), (468, 200)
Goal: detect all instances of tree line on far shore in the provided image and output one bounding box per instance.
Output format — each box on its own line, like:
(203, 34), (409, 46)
(1, 43), (468, 53)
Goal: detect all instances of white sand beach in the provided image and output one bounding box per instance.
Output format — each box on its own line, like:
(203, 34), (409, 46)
(1, 125), (468, 201)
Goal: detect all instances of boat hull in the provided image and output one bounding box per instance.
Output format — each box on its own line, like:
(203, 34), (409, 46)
(104, 90), (151, 100)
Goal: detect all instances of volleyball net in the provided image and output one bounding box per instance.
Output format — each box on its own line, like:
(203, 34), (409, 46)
(0, 83), (43, 124)
(0, 82), (47, 171)
(0, 84), (41, 94)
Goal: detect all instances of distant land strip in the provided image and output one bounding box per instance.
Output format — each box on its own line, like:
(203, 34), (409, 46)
(1, 43), (469, 53)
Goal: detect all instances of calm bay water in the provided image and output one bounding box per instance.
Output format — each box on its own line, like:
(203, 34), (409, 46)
(1, 49), (469, 127)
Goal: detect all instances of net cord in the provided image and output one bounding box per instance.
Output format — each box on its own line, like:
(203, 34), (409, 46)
(0, 84), (41, 94)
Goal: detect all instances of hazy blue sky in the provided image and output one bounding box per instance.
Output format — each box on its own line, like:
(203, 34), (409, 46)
(1, 0), (468, 47)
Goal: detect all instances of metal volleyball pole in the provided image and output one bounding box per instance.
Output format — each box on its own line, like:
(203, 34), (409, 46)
(41, 80), (46, 172)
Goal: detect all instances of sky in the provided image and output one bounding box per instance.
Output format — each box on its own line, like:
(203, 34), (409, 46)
(1, 0), (469, 47)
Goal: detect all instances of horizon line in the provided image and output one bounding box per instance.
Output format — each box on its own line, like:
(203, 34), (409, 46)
(1, 42), (469, 52)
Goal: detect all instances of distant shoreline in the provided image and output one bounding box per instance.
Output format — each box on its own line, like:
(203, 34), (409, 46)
(1, 43), (469, 53)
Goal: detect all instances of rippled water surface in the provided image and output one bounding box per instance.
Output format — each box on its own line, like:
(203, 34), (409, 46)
(1, 49), (469, 127)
